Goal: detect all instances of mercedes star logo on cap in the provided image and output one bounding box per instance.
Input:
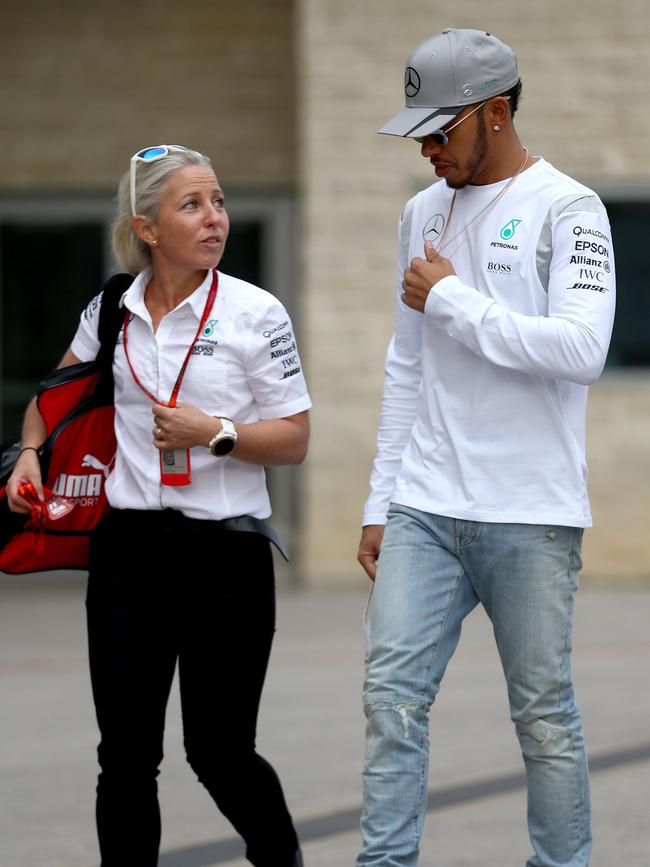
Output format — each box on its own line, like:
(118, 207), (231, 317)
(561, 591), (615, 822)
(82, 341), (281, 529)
(404, 67), (421, 98)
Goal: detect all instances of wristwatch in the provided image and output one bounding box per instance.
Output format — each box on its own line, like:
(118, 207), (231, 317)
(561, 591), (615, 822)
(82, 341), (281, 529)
(207, 417), (238, 456)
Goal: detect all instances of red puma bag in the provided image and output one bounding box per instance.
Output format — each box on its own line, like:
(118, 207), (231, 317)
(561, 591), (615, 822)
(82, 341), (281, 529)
(0, 274), (132, 574)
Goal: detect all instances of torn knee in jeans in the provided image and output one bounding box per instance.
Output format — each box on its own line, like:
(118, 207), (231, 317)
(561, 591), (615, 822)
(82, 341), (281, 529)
(364, 696), (423, 739)
(515, 717), (572, 758)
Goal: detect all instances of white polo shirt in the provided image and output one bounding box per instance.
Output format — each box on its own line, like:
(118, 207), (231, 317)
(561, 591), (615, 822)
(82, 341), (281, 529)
(71, 268), (312, 520)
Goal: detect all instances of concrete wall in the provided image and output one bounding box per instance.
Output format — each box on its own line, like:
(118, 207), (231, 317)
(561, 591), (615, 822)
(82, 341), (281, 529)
(585, 377), (650, 581)
(297, 0), (650, 585)
(0, 0), (296, 189)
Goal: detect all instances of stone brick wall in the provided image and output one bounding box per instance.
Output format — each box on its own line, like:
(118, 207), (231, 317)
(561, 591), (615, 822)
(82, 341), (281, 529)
(0, 0), (296, 189)
(296, 0), (650, 584)
(2, 0), (649, 584)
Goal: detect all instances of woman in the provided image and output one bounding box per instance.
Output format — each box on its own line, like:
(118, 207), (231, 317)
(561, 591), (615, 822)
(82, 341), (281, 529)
(6, 145), (310, 867)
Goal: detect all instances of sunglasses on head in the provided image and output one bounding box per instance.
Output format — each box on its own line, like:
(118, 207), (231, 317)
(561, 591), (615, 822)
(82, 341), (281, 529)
(129, 145), (191, 215)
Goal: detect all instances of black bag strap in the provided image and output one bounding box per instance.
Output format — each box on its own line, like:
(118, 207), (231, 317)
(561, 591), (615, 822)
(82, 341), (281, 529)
(96, 273), (134, 367)
(92, 273), (133, 401)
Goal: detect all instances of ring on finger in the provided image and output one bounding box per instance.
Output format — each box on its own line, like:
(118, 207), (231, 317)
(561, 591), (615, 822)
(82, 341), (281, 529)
(154, 425), (163, 438)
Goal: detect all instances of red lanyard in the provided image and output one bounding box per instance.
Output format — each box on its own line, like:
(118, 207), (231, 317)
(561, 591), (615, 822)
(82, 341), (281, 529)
(122, 269), (219, 408)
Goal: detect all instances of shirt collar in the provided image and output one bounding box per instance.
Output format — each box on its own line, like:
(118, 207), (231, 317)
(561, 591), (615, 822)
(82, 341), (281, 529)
(120, 268), (214, 322)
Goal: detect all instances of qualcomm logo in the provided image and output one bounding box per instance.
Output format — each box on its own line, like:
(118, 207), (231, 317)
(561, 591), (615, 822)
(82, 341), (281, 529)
(500, 219), (522, 241)
(52, 454), (112, 503)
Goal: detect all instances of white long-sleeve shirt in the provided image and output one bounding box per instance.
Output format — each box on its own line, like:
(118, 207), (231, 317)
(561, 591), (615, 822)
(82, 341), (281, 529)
(363, 157), (615, 528)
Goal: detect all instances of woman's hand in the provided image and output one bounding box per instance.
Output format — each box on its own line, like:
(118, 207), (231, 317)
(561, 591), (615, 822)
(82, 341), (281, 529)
(5, 347), (79, 513)
(152, 403), (218, 450)
(6, 449), (44, 514)
(152, 404), (310, 466)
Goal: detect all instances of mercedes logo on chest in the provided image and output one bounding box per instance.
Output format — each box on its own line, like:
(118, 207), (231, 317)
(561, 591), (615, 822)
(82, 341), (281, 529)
(423, 214), (445, 242)
(404, 67), (421, 98)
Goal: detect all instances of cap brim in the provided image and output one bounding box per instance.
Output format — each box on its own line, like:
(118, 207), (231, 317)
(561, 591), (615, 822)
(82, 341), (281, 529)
(378, 105), (462, 138)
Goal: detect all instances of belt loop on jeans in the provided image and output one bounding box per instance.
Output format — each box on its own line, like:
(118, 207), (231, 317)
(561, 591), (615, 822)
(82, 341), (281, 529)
(220, 515), (290, 562)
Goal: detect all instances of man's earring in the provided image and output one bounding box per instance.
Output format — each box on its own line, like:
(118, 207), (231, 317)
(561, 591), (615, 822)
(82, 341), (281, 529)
(493, 124), (501, 131)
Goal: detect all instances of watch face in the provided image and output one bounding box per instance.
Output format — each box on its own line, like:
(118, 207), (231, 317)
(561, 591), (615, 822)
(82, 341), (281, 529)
(213, 436), (236, 456)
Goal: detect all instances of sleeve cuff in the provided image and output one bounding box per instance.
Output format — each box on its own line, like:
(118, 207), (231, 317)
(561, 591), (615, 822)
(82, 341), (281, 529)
(70, 334), (98, 363)
(257, 393), (312, 421)
(362, 508), (388, 527)
(423, 274), (463, 316)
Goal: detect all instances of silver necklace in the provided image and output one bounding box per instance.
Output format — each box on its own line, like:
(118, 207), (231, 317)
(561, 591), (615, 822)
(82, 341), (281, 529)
(434, 147), (530, 260)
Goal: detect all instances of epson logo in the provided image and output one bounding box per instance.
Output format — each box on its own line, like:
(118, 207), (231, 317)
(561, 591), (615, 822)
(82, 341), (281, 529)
(270, 333), (293, 348)
(574, 240), (609, 257)
(487, 262), (512, 275)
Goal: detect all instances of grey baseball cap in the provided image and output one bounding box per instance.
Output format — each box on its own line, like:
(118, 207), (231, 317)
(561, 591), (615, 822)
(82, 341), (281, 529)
(379, 28), (519, 138)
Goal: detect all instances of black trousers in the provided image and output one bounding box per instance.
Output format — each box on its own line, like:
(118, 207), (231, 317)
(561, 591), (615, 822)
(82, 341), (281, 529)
(86, 508), (299, 867)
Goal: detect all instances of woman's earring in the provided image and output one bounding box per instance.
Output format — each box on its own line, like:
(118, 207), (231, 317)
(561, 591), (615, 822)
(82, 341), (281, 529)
(152, 240), (159, 247)
(493, 124), (501, 131)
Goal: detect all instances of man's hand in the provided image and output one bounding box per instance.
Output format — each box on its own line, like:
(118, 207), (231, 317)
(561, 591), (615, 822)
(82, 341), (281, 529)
(402, 240), (456, 312)
(357, 524), (385, 581)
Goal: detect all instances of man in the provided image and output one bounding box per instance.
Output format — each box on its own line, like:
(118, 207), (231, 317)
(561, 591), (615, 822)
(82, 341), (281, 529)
(357, 28), (615, 867)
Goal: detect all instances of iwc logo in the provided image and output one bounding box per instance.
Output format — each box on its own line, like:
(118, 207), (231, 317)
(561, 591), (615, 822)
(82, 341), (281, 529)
(423, 214), (445, 243)
(404, 67), (421, 98)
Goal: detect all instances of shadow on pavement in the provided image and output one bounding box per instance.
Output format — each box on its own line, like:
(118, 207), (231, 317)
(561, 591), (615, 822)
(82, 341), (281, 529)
(159, 740), (650, 866)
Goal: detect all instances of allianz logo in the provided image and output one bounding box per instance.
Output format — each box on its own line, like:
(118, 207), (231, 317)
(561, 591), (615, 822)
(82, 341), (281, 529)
(52, 454), (112, 501)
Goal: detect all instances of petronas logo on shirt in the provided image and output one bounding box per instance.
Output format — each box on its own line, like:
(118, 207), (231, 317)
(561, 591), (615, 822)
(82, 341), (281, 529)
(499, 219), (522, 241)
(202, 319), (219, 337)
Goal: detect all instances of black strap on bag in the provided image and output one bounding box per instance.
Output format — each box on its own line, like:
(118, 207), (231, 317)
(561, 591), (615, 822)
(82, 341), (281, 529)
(33, 274), (132, 409)
(98, 275), (132, 358)
(0, 274), (132, 486)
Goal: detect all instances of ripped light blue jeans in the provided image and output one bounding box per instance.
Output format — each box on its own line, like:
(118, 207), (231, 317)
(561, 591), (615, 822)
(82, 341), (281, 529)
(358, 504), (591, 867)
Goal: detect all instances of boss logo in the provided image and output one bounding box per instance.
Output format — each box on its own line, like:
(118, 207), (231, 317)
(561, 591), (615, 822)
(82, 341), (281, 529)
(487, 262), (512, 274)
(191, 344), (215, 356)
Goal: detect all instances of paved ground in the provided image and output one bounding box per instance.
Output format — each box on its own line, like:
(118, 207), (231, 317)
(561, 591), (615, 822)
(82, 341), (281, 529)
(1, 574), (648, 866)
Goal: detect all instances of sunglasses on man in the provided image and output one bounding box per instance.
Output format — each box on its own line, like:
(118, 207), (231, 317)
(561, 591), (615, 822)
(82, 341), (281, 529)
(414, 95), (510, 145)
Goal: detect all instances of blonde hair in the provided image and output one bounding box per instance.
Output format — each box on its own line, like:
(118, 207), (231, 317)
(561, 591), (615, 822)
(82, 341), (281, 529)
(112, 147), (212, 275)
